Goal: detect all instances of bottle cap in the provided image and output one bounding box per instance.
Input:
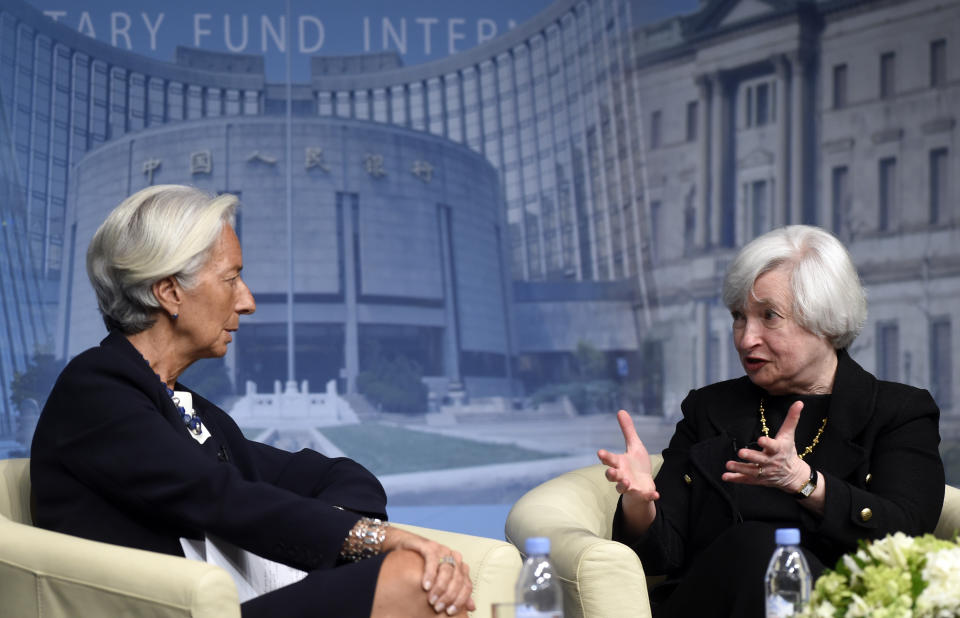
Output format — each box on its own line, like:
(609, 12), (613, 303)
(775, 528), (800, 546)
(525, 536), (550, 555)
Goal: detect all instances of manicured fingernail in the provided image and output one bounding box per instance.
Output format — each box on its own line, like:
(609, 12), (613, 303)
(424, 581), (432, 591)
(435, 602), (446, 613)
(446, 606), (457, 615)
(430, 595), (438, 605)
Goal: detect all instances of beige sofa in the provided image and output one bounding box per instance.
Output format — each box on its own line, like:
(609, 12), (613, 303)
(0, 457), (521, 618)
(505, 454), (960, 618)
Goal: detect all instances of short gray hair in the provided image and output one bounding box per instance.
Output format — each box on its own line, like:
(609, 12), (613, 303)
(721, 225), (866, 349)
(87, 185), (238, 334)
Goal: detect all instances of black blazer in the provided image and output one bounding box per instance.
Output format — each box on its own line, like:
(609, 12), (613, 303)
(615, 349), (945, 574)
(31, 331), (387, 573)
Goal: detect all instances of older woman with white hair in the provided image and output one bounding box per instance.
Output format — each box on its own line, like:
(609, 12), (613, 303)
(31, 185), (475, 618)
(598, 225), (944, 617)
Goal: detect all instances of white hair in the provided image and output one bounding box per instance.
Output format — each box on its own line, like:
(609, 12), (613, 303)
(721, 225), (866, 349)
(86, 185), (238, 334)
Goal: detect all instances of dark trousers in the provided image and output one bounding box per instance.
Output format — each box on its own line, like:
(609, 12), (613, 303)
(241, 553), (386, 618)
(652, 522), (825, 618)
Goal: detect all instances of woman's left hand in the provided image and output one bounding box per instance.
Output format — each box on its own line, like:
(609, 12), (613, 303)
(382, 526), (476, 615)
(722, 400), (809, 493)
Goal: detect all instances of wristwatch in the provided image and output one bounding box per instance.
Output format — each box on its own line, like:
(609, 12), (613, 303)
(796, 466), (818, 499)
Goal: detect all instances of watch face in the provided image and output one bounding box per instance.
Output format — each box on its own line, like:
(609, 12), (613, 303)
(799, 483), (815, 497)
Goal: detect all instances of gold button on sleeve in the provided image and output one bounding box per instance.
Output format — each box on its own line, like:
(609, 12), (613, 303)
(865, 473), (873, 484)
(860, 507), (873, 522)
(683, 474), (692, 485)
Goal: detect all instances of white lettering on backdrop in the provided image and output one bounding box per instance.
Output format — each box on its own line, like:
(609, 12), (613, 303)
(42, 11), (517, 60)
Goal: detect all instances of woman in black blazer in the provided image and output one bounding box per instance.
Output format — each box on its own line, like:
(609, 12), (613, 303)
(31, 185), (474, 618)
(598, 225), (944, 617)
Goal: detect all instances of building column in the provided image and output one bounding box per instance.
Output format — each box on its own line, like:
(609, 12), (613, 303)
(789, 51), (807, 225)
(342, 194), (359, 394)
(773, 54), (791, 227)
(695, 74), (711, 249)
(709, 72), (725, 247)
(437, 205), (462, 384)
(695, 301), (708, 388)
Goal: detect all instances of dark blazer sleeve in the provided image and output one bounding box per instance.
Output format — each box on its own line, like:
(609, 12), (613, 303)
(38, 354), (365, 572)
(187, 390), (388, 518)
(804, 383), (944, 548)
(243, 439), (388, 518)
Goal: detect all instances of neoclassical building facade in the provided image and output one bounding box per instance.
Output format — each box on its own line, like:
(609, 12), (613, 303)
(627, 0), (959, 414)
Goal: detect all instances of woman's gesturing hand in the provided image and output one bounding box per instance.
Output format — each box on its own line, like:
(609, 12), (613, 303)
(722, 400), (810, 493)
(383, 527), (475, 615)
(597, 409), (659, 535)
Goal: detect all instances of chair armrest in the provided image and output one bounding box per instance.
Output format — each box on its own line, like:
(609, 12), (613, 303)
(504, 464), (654, 618)
(935, 485), (960, 540)
(393, 523), (522, 618)
(0, 514), (239, 618)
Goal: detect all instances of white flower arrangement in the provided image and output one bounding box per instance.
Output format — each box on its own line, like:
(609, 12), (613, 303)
(802, 532), (960, 618)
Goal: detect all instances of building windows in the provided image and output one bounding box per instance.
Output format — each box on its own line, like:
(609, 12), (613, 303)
(880, 52), (896, 99)
(876, 321), (900, 382)
(832, 63), (848, 109)
(353, 90), (369, 120)
(650, 199), (662, 264)
(743, 79), (775, 128)
(685, 100), (698, 141)
(186, 85), (203, 119)
(390, 85), (407, 126)
(831, 165), (850, 239)
(755, 83), (770, 126)
(167, 82), (184, 121)
(224, 89), (240, 116)
(878, 157), (897, 231)
(749, 179), (768, 238)
(334, 91), (351, 118)
(683, 190), (696, 255)
(243, 90), (259, 115)
(650, 109), (661, 149)
(930, 317), (952, 408)
(930, 39), (947, 88)
(930, 148), (949, 225)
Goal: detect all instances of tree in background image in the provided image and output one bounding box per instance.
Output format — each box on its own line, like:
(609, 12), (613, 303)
(10, 349), (65, 451)
(178, 357), (235, 406)
(357, 341), (428, 414)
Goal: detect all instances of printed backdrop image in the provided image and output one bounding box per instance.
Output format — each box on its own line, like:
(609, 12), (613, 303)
(1, 0), (959, 540)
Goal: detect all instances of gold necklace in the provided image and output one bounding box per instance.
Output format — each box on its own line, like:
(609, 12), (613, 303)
(758, 398), (827, 460)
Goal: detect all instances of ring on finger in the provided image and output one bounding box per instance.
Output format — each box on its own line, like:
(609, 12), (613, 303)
(757, 464), (764, 478)
(440, 555), (457, 567)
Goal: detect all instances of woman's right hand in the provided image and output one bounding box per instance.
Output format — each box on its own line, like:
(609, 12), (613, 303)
(597, 409), (659, 535)
(381, 526), (475, 615)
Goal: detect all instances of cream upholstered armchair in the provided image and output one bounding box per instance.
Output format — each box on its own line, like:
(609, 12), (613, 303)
(504, 454), (960, 618)
(0, 458), (521, 618)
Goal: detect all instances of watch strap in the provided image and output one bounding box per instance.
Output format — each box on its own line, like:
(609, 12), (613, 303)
(796, 466), (817, 499)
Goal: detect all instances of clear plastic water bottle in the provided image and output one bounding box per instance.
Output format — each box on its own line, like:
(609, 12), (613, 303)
(765, 528), (812, 618)
(516, 536), (563, 618)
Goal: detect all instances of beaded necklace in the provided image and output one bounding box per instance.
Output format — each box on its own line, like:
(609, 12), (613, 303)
(136, 349), (203, 435)
(160, 378), (203, 435)
(758, 397), (826, 460)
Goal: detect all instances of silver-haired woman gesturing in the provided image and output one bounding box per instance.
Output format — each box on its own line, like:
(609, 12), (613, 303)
(598, 225), (944, 617)
(32, 185), (474, 617)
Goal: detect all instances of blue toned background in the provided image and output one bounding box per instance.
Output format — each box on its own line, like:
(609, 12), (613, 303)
(2, 0), (959, 545)
(26, 0), (697, 79)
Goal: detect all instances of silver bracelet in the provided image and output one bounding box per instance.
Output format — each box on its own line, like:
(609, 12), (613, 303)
(339, 517), (389, 562)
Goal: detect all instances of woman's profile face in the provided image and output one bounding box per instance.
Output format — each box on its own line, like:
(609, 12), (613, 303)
(176, 225), (255, 361)
(731, 267), (836, 395)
